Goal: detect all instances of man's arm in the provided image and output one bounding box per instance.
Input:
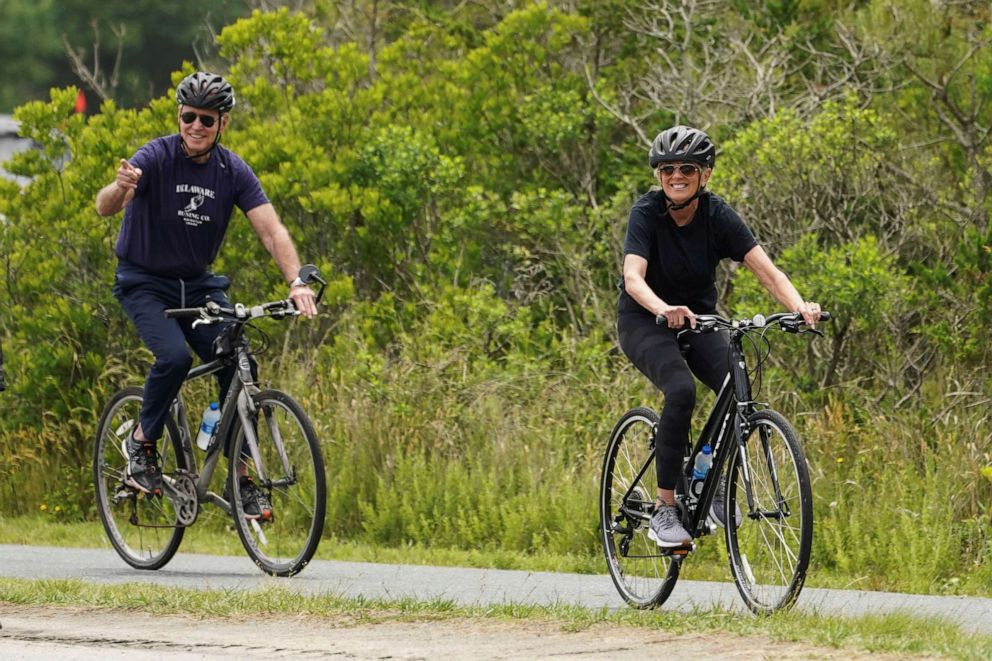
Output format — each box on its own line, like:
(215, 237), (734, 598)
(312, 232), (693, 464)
(246, 203), (317, 318)
(95, 159), (142, 216)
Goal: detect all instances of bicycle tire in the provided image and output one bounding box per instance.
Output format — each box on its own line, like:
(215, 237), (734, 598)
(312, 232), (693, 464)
(228, 389), (326, 576)
(93, 386), (187, 570)
(600, 406), (680, 608)
(724, 409), (813, 613)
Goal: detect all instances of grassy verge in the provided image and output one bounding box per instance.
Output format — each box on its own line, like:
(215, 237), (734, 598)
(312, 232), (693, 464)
(5, 514), (990, 597)
(1, 576), (991, 660)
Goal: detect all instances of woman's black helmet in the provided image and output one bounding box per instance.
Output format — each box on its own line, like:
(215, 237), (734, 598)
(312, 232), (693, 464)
(649, 125), (716, 169)
(175, 72), (236, 113)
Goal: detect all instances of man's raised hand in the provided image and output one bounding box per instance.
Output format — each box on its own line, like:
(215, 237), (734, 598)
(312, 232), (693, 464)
(116, 159), (143, 191)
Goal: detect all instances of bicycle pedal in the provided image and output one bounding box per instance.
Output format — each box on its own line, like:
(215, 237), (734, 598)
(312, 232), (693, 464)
(669, 543), (695, 557)
(111, 487), (133, 505)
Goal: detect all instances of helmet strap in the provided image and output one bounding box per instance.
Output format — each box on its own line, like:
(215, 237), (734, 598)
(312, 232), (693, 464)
(667, 184), (706, 212)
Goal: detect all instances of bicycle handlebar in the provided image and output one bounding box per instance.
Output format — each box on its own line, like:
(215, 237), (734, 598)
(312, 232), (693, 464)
(163, 307), (205, 319)
(676, 310), (831, 338)
(163, 299), (300, 327)
(162, 264), (327, 324)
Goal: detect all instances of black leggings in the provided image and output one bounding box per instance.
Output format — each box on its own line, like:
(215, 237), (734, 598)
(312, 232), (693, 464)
(617, 312), (729, 489)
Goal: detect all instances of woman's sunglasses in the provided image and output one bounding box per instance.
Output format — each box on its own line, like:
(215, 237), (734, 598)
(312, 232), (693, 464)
(658, 163), (699, 176)
(180, 111), (218, 128)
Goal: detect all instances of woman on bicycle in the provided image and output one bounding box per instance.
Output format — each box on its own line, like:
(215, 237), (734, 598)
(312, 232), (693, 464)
(617, 125), (821, 548)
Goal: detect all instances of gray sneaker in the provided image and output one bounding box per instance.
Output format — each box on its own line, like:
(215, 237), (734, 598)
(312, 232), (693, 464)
(647, 502), (691, 548)
(710, 476), (743, 528)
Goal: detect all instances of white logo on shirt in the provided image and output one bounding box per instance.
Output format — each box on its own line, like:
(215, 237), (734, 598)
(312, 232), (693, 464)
(176, 184), (215, 227)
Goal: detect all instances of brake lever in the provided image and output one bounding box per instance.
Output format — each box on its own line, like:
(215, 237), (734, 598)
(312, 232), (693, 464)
(269, 299), (300, 320)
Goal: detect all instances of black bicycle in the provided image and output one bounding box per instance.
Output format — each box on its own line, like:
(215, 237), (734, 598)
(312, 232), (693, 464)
(94, 265), (328, 576)
(601, 310), (829, 613)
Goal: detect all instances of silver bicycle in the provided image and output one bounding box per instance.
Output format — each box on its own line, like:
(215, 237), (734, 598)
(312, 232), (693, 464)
(94, 265), (328, 576)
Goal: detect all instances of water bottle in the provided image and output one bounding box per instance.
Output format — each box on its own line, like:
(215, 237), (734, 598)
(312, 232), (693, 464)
(689, 444), (713, 501)
(195, 402), (220, 451)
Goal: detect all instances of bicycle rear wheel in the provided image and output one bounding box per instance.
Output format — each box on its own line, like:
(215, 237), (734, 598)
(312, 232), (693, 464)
(94, 387), (187, 570)
(600, 407), (680, 608)
(229, 389), (326, 576)
(725, 409), (813, 613)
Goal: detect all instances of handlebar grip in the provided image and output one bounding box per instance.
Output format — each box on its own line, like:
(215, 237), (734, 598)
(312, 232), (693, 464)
(163, 307), (203, 319)
(819, 311), (831, 322)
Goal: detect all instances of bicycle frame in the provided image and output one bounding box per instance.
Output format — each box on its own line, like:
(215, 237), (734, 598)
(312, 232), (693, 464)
(616, 329), (762, 545)
(164, 340), (268, 516)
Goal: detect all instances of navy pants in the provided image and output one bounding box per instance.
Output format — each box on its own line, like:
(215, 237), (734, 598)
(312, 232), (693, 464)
(617, 312), (730, 489)
(113, 261), (243, 442)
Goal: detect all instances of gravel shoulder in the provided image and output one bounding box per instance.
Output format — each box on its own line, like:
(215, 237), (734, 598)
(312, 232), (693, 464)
(0, 605), (938, 660)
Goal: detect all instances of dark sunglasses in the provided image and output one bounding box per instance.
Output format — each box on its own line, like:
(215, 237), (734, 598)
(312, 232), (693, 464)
(658, 163), (700, 176)
(180, 111), (218, 128)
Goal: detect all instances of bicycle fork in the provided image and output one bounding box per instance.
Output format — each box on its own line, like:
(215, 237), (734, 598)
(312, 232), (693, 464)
(735, 423), (791, 521)
(235, 389), (297, 489)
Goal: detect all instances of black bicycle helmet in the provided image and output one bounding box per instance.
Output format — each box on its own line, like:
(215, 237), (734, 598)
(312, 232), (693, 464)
(175, 72), (236, 113)
(648, 125), (716, 169)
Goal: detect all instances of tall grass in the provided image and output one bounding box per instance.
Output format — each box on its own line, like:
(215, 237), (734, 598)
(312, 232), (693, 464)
(803, 391), (992, 595)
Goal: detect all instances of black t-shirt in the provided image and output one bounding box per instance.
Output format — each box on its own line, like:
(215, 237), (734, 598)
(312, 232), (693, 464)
(618, 190), (758, 316)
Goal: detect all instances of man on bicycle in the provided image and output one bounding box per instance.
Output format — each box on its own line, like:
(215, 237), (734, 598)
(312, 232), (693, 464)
(617, 125), (821, 547)
(95, 72), (317, 518)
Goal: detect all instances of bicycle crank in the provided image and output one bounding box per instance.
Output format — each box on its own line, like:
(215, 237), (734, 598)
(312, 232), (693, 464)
(166, 472), (199, 526)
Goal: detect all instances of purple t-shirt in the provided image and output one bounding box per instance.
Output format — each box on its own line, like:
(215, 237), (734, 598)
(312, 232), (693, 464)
(114, 134), (270, 278)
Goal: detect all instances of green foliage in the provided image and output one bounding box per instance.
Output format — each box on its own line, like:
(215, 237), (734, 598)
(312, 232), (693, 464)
(0, 0), (63, 112)
(716, 93), (899, 252)
(805, 395), (992, 595)
(731, 233), (910, 388)
(0, 0), (250, 112)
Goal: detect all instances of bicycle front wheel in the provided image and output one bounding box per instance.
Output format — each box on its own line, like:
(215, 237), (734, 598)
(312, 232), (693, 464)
(229, 389), (326, 576)
(600, 407), (680, 609)
(725, 409), (813, 613)
(93, 387), (187, 570)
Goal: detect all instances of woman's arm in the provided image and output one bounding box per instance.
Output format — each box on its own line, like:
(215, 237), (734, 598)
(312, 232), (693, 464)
(742, 245), (821, 326)
(622, 254), (696, 328)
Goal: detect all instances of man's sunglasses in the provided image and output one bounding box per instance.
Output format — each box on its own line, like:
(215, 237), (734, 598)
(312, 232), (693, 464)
(658, 163), (700, 176)
(180, 111), (219, 128)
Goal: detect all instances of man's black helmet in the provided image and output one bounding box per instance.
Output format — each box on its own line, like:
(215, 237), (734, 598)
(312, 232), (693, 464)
(175, 72), (236, 113)
(649, 125), (716, 169)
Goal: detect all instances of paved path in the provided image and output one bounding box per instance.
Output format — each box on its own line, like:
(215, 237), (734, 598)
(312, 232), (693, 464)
(1, 544), (990, 635)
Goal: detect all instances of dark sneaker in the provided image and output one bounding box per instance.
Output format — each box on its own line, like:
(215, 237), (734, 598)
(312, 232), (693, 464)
(237, 476), (273, 521)
(647, 502), (691, 548)
(122, 434), (163, 496)
(710, 476), (743, 528)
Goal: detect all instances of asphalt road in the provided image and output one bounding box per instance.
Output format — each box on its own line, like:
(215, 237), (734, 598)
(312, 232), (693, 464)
(1, 544), (990, 636)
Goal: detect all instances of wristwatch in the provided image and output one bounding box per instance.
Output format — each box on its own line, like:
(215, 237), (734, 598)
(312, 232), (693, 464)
(289, 276), (305, 288)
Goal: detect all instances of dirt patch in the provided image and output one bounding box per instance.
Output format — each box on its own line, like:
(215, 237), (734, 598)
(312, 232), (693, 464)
(0, 605), (940, 660)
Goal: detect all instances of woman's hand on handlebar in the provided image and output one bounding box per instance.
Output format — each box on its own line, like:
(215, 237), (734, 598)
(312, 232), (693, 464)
(655, 304), (697, 329)
(795, 301), (822, 329)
